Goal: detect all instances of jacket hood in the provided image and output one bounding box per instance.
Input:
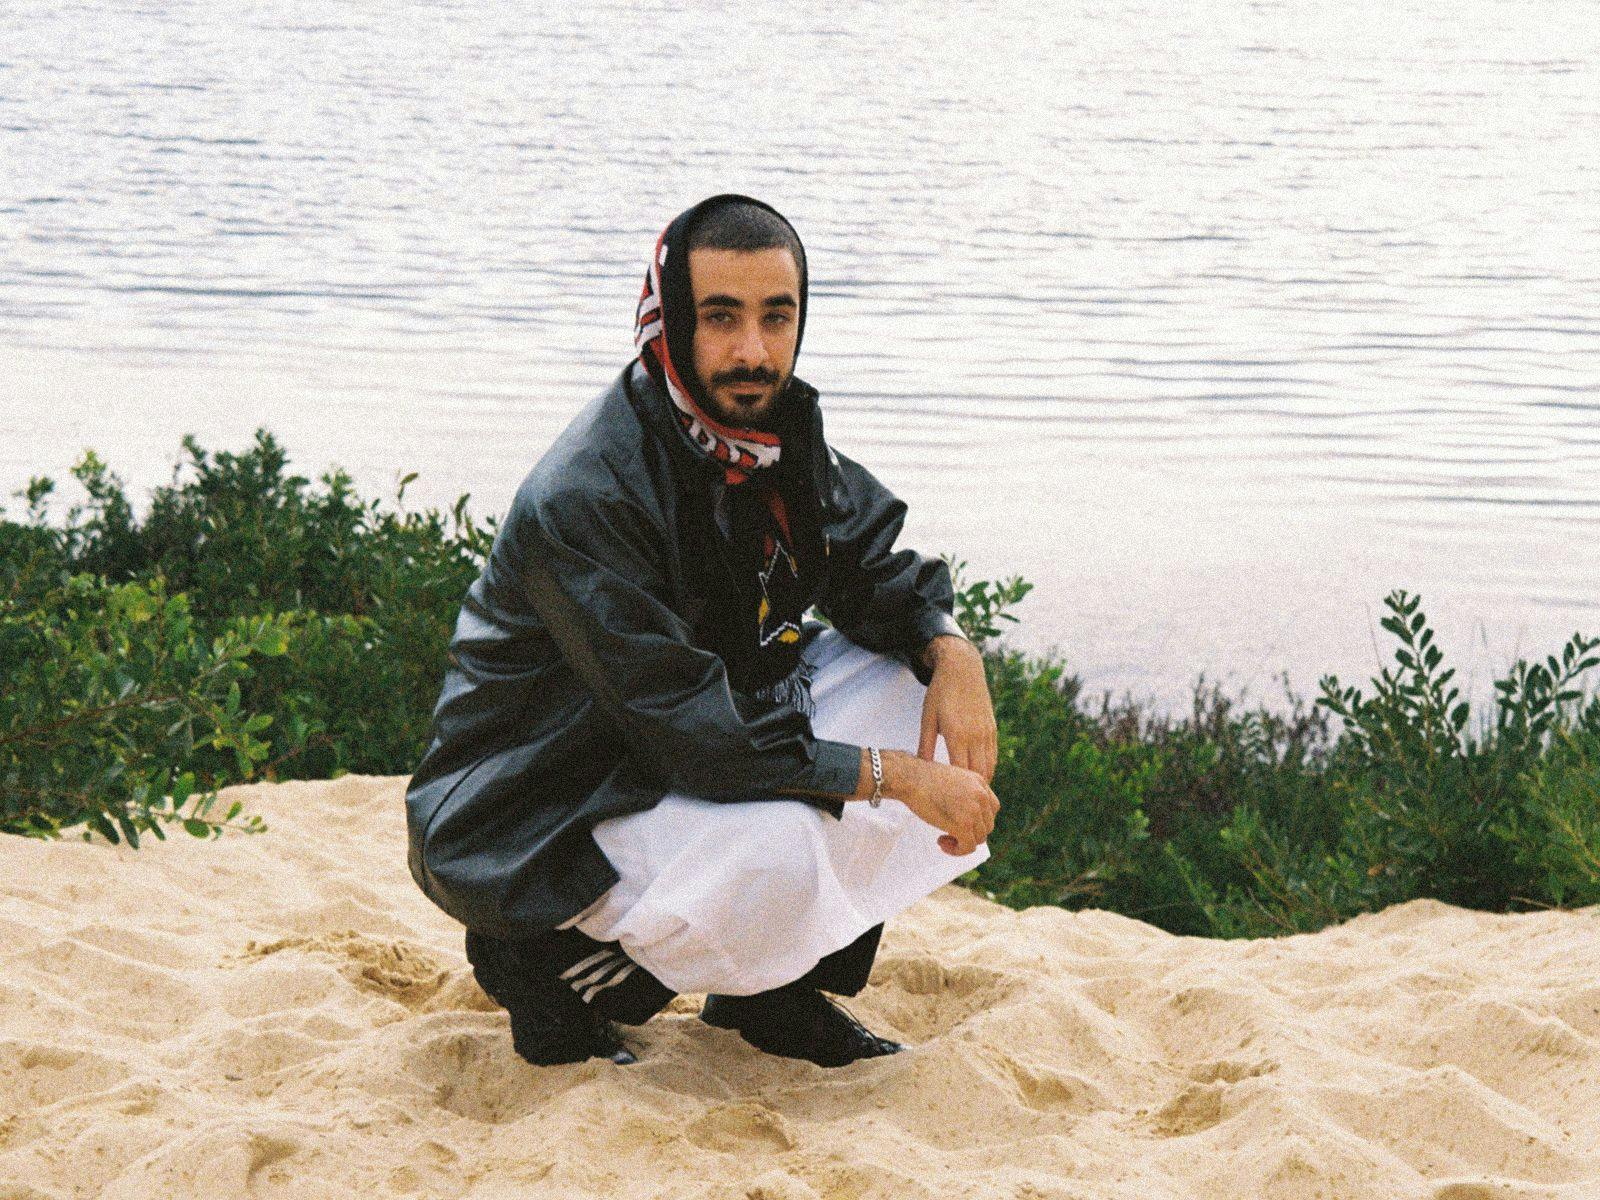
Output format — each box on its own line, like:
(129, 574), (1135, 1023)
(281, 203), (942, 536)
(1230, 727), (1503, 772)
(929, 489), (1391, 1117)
(631, 193), (810, 485)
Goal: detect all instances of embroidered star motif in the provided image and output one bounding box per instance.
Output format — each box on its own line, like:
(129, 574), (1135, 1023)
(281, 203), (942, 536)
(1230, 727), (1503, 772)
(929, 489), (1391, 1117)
(756, 530), (802, 648)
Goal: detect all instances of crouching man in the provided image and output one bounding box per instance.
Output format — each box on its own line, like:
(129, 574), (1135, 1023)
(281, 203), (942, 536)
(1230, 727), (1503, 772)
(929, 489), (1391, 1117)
(405, 194), (1001, 1068)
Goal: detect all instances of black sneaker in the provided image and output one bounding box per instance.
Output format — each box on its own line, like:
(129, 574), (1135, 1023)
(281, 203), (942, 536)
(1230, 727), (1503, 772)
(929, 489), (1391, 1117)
(700, 982), (903, 1068)
(465, 929), (637, 1066)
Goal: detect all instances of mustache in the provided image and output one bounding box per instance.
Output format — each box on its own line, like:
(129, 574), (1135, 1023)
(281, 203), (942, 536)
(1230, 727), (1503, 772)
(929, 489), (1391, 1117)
(711, 366), (781, 389)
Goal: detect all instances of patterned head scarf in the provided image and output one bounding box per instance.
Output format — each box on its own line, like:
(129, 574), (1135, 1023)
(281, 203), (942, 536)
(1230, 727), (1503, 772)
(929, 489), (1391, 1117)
(632, 193), (808, 487)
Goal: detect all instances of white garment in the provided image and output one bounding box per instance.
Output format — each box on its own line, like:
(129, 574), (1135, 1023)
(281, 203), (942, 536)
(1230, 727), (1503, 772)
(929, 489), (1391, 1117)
(558, 626), (990, 995)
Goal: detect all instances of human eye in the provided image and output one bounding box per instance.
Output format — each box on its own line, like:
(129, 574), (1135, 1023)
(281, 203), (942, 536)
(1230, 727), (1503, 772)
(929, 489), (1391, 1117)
(704, 310), (734, 326)
(763, 311), (791, 326)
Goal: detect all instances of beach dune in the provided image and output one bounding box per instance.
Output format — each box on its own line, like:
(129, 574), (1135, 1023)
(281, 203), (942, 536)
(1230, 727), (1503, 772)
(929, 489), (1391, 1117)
(3, 775), (1599, 1199)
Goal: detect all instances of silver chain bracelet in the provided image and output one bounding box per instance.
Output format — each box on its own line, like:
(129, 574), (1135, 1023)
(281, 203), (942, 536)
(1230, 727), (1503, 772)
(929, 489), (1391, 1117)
(868, 746), (884, 808)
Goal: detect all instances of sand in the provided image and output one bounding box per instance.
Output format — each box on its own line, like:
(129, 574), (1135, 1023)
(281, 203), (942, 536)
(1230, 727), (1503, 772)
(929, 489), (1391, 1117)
(4, 775), (1600, 1199)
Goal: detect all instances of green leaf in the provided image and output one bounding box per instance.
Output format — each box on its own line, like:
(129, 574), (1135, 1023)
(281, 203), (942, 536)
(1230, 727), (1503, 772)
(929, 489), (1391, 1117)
(89, 810), (120, 844)
(255, 624), (290, 656)
(182, 819), (211, 837)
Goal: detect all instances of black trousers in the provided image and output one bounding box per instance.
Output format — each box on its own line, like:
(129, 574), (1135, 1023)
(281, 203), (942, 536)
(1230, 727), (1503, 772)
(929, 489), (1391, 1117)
(471, 920), (886, 1027)
(779, 921), (885, 996)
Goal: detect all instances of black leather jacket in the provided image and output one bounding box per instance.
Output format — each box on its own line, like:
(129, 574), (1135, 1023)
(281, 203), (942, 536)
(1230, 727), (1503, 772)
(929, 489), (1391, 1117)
(404, 358), (965, 939)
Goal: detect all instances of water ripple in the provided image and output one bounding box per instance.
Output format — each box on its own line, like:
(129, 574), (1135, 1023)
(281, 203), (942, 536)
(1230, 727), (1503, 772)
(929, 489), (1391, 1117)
(1, 0), (1597, 715)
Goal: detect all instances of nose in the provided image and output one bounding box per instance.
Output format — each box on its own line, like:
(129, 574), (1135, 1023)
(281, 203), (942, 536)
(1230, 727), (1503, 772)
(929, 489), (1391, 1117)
(731, 317), (767, 367)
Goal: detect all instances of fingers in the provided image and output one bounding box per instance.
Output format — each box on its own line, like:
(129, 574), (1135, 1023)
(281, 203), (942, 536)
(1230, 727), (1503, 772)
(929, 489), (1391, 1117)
(918, 696), (938, 761)
(938, 832), (976, 857)
(942, 721), (999, 781)
(938, 799), (990, 858)
(975, 784), (998, 846)
(978, 720), (997, 783)
(945, 730), (975, 775)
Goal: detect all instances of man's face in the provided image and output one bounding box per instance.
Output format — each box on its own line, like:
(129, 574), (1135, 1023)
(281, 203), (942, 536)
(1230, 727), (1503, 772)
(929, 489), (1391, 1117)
(687, 245), (801, 431)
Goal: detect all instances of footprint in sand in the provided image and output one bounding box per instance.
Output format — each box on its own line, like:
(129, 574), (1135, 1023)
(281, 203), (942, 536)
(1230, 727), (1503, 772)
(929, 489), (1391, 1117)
(685, 1102), (797, 1155)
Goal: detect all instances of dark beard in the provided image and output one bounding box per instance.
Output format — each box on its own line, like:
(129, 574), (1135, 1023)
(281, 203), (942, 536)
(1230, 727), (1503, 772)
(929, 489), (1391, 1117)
(702, 369), (794, 433)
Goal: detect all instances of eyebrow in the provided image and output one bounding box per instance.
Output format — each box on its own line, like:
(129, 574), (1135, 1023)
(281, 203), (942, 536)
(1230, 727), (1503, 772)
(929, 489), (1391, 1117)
(697, 293), (798, 309)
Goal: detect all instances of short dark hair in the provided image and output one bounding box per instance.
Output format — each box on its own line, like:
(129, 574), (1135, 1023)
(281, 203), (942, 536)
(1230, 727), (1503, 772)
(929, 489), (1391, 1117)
(686, 200), (805, 277)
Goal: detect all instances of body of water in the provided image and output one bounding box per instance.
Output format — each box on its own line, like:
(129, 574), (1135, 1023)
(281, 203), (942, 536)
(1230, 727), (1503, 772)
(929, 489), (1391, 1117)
(3, 1), (1597, 720)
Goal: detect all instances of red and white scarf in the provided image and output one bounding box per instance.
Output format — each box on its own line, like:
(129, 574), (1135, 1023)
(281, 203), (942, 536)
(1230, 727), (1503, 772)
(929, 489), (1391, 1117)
(633, 230), (783, 488)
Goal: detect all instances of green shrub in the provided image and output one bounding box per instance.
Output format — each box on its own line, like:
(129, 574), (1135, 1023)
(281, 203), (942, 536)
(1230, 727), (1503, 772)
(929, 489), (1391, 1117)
(5, 430), (496, 786)
(2, 430), (496, 840)
(1164, 591), (1600, 935)
(951, 580), (1600, 939)
(1494, 720), (1600, 908)
(1, 571), (293, 843)
(943, 555), (1032, 651)
(975, 646), (1159, 909)
(7, 432), (1600, 949)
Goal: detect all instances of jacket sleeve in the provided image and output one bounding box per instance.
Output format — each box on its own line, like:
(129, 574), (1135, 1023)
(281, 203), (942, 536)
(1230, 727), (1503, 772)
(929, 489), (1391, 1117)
(815, 447), (969, 687)
(505, 481), (862, 809)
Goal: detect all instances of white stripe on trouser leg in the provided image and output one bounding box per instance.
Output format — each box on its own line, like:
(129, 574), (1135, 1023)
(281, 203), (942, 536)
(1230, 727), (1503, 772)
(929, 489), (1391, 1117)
(568, 953), (627, 990)
(560, 948), (618, 981)
(582, 962), (637, 1003)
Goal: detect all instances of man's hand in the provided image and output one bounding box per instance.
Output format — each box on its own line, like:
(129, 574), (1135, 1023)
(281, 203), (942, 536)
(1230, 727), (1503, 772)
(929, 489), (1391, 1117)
(918, 634), (998, 784)
(878, 750), (999, 858)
